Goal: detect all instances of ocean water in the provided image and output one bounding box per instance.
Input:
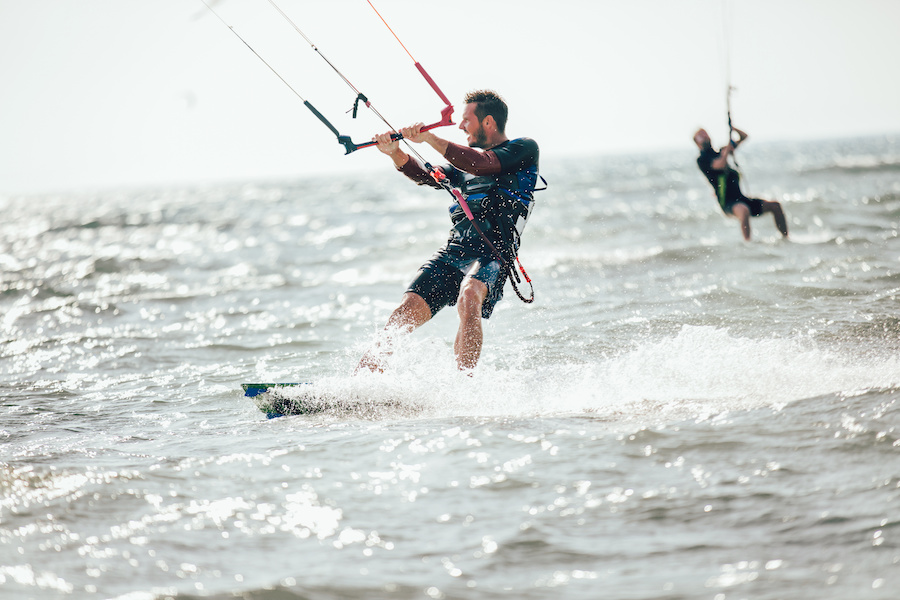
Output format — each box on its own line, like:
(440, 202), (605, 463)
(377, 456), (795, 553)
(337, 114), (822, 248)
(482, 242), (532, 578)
(2, 135), (899, 599)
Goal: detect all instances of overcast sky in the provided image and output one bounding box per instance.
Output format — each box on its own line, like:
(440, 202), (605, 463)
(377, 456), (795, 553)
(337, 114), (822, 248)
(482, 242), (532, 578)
(2, 0), (898, 195)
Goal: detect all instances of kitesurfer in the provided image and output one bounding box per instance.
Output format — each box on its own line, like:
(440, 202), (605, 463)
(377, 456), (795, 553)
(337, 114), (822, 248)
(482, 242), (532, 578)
(693, 127), (789, 241)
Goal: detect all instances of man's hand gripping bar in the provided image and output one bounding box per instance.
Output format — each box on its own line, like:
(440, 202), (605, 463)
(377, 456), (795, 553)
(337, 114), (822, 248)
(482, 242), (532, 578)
(347, 104), (454, 153)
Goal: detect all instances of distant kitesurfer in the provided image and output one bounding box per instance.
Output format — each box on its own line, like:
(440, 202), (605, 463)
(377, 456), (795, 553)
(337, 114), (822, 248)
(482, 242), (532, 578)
(357, 90), (540, 372)
(693, 127), (789, 241)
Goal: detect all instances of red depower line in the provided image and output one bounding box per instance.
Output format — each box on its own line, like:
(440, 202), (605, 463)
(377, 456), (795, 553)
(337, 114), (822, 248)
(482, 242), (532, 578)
(365, 0), (454, 130)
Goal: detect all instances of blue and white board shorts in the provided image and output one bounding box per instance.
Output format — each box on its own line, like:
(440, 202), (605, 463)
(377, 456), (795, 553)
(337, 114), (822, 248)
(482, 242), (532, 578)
(406, 250), (503, 319)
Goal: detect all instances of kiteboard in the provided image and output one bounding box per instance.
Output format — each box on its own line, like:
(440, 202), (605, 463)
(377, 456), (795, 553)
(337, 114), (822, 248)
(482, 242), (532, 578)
(241, 382), (413, 418)
(241, 383), (316, 418)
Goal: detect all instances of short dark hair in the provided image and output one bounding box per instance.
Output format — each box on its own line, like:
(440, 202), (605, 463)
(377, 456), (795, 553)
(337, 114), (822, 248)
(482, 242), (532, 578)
(464, 89), (508, 133)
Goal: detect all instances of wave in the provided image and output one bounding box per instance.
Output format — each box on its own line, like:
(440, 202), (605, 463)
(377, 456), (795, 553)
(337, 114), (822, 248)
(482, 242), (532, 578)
(800, 158), (900, 175)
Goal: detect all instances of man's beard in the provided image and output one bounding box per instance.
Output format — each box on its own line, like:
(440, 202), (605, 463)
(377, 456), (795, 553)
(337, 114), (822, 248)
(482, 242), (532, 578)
(469, 125), (488, 149)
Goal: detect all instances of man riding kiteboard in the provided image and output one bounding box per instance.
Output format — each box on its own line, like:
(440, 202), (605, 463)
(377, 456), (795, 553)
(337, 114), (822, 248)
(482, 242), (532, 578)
(357, 90), (540, 372)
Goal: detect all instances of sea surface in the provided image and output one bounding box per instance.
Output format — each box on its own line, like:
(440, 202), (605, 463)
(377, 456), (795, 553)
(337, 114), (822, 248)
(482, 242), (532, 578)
(2, 135), (899, 599)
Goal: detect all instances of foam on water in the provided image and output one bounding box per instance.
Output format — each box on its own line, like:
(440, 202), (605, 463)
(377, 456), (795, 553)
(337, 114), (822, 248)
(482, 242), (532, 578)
(261, 324), (900, 424)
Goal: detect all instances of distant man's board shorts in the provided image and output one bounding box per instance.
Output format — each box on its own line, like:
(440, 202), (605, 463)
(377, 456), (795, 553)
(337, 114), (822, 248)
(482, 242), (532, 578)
(723, 195), (765, 217)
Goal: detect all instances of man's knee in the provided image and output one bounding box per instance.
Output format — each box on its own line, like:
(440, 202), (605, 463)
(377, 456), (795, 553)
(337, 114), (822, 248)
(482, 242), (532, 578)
(731, 202), (750, 219)
(457, 280), (487, 317)
(389, 292), (431, 329)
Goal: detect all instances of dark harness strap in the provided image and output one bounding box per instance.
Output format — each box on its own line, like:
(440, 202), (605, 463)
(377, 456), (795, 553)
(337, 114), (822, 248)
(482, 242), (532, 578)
(429, 164), (537, 303)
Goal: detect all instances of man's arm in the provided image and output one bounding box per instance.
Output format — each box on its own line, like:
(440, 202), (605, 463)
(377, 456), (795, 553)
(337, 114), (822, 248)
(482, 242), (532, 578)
(398, 123), (449, 157)
(710, 128), (748, 170)
(731, 127), (749, 148)
(373, 130), (411, 169)
(373, 129), (442, 188)
(401, 123), (504, 176)
(710, 146), (731, 170)
(379, 123), (530, 179)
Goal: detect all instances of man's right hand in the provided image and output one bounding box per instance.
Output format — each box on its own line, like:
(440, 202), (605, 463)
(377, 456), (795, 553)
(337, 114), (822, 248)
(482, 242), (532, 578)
(374, 131), (409, 168)
(374, 131), (400, 155)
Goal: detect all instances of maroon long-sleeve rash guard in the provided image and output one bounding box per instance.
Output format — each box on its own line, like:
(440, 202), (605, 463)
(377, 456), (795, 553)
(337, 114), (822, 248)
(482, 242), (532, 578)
(397, 141), (503, 186)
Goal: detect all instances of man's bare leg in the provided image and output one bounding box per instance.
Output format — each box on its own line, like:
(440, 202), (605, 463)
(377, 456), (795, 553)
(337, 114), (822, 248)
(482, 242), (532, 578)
(731, 202), (752, 241)
(454, 278), (489, 371)
(761, 200), (789, 238)
(356, 292), (432, 373)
